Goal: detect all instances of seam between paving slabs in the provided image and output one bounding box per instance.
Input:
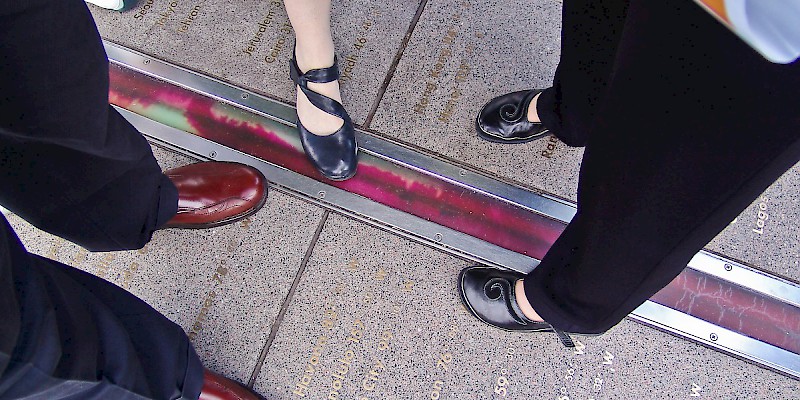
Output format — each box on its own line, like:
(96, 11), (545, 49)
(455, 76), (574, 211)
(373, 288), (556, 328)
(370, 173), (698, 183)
(247, 211), (330, 387)
(362, 0), (431, 129)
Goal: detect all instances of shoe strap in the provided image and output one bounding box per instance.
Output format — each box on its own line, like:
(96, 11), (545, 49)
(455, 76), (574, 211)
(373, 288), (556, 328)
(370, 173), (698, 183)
(290, 56), (350, 122)
(501, 89), (540, 123)
(553, 329), (575, 348)
(509, 279), (575, 348)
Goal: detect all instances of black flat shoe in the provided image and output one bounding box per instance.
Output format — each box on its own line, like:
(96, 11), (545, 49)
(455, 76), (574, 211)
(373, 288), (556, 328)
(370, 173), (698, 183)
(290, 55), (358, 181)
(476, 89), (550, 144)
(458, 265), (575, 347)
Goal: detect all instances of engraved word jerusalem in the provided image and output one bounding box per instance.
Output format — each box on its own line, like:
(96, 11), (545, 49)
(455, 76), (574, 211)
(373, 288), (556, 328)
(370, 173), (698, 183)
(243, 2), (279, 56)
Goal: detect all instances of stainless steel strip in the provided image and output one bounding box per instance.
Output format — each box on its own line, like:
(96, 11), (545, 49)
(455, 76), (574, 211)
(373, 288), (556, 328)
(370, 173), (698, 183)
(688, 252), (800, 308)
(632, 301), (800, 379)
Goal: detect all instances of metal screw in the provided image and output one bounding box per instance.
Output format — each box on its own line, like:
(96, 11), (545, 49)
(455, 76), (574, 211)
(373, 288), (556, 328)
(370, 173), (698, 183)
(241, 93), (249, 99)
(317, 190), (326, 199)
(724, 263), (733, 271)
(144, 59), (150, 64)
(209, 151), (217, 158)
(434, 233), (443, 242)
(458, 169), (467, 177)
(709, 333), (718, 341)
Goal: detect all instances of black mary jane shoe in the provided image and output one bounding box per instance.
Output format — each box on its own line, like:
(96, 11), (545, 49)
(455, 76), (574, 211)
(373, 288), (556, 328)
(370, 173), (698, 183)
(458, 265), (575, 347)
(476, 89), (550, 144)
(290, 55), (358, 181)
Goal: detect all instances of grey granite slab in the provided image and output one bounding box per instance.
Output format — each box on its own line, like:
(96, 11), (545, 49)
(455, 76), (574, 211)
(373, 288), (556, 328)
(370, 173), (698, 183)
(6, 145), (325, 384)
(708, 165), (800, 282)
(368, 0), (581, 200)
(90, 0), (419, 125)
(254, 213), (798, 399)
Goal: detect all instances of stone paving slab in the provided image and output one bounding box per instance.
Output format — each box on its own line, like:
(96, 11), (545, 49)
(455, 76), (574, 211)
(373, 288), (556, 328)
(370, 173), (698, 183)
(709, 168), (800, 282)
(368, 0), (579, 199)
(254, 213), (799, 399)
(6, 146), (326, 384)
(89, 0), (419, 125)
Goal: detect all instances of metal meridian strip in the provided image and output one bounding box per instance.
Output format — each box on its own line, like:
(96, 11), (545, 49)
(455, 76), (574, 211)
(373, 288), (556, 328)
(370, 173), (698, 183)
(104, 41), (800, 379)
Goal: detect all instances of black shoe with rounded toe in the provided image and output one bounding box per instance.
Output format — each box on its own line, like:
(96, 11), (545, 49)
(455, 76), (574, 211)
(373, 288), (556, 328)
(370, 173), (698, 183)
(458, 265), (575, 347)
(476, 89), (551, 144)
(290, 55), (358, 181)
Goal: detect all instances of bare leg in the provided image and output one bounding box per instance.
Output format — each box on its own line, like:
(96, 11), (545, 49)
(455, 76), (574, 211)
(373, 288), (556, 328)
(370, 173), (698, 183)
(284, 0), (344, 136)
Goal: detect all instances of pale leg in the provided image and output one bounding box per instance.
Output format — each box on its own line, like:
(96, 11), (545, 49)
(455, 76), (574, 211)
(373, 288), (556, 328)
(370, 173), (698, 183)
(284, 0), (344, 136)
(515, 279), (544, 322)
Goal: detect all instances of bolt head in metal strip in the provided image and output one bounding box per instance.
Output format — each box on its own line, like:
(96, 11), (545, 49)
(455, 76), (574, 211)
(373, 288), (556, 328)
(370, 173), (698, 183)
(724, 263), (733, 271)
(209, 151), (217, 158)
(710, 333), (718, 341)
(318, 190), (326, 199)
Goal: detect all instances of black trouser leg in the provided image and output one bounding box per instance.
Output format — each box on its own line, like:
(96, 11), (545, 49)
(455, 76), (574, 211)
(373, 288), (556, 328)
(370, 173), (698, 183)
(0, 215), (204, 399)
(0, 0), (177, 252)
(536, 0), (630, 147)
(526, 0), (800, 333)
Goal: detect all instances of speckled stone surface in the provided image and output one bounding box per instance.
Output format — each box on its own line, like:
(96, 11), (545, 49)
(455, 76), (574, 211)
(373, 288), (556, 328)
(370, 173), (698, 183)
(254, 213), (799, 399)
(89, 0), (418, 125)
(367, 0), (582, 201)
(6, 145), (325, 384)
(708, 166), (800, 282)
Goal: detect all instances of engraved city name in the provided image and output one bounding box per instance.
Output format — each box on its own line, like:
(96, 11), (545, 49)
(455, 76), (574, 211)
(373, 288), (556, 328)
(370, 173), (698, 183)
(752, 196), (769, 235)
(541, 135), (561, 158)
(133, 0), (155, 20)
(243, 4), (279, 56)
(177, 4), (203, 33)
(412, 5), (474, 122)
(188, 263), (228, 341)
(154, 1), (179, 26)
(293, 306), (337, 397)
(339, 9), (380, 84)
(264, 22), (293, 64)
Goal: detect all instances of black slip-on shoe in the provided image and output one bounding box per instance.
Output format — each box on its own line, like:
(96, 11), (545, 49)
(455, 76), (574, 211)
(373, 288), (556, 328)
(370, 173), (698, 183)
(290, 55), (358, 181)
(476, 89), (550, 144)
(458, 265), (575, 347)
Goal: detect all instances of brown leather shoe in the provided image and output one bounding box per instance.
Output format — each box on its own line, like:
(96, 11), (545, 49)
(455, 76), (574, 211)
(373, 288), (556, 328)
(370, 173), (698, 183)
(161, 162), (267, 229)
(199, 369), (267, 400)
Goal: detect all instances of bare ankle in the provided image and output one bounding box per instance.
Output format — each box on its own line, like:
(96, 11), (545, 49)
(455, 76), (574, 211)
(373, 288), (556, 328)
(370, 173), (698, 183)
(515, 279), (544, 322)
(526, 92), (542, 123)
